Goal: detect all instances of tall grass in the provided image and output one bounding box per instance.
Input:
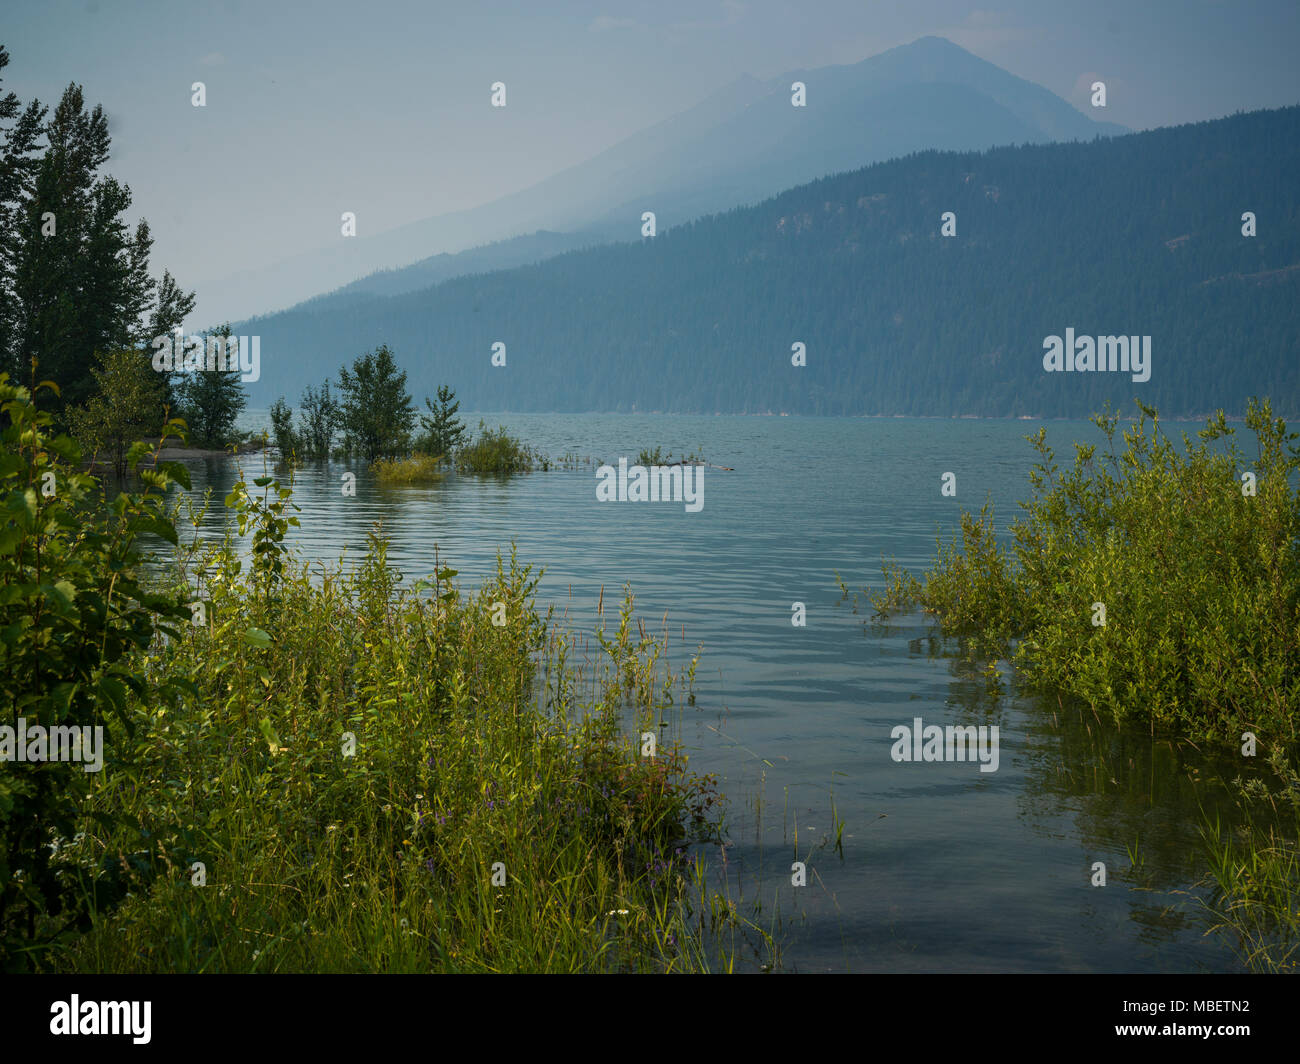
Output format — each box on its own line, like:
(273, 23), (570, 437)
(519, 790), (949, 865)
(42, 467), (751, 972)
(1201, 747), (1300, 973)
(372, 453), (447, 484)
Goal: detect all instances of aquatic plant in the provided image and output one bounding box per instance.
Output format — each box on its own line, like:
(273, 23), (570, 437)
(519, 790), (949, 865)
(869, 398), (1300, 744)
(372, 453), (447, 484)
(455, 421), (548, 474)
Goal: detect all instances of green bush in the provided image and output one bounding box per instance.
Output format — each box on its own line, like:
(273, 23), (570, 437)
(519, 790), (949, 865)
(0, 374), (194, 971)
(456, 421), (547, 474)
(870, 398), (1300, 745)
(268, 397), (299, 460)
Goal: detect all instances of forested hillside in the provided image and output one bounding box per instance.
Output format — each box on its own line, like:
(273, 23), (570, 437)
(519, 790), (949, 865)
(241, 105), (1300, 417)
(200, 35), (1124, 321)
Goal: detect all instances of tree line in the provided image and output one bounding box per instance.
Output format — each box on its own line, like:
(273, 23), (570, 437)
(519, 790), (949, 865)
(0, 43), (248, 473)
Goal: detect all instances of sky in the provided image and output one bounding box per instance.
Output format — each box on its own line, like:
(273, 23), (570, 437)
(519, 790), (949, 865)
(4, 0), (1299, 318)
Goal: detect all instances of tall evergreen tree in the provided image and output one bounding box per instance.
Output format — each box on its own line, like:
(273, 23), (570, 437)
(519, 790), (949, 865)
(1, 51), (194, 422)
(0, 45), (46, 385)
(13, 82), (114, 411)
(148, 269), (197, 416)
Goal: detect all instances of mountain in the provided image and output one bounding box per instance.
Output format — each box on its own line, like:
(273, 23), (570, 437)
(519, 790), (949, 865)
(202, 36), (1125, 322)
(236, 104), (1300, 420)
(300, 230), (603, 302)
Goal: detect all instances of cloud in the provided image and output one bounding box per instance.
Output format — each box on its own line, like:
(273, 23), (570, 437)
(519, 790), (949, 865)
(199, 52), (226, 66)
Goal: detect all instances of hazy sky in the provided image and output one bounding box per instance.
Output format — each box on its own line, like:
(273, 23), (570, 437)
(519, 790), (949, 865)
(5, 0), (1299, 308)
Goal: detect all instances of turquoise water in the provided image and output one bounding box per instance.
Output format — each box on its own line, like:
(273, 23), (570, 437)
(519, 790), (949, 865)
(172, 411), (1258, 972)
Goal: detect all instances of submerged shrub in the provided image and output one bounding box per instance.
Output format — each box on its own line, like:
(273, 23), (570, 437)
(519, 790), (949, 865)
(871, 398), (1300, 745)
(636, 447), (705, 467)
(1201, 746), (1300, 973)
(456, 421), (548, 474)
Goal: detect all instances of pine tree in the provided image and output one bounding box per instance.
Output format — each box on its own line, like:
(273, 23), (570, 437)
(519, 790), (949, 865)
(0, 45), (46, 385)
(417, 384), (466, 458)
(3, 53), (193, 421)
(148, 269), (197, 416)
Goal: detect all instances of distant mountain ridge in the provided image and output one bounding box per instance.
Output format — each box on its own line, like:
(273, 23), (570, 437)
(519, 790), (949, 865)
(205, 35), (1124, 321)
(236, 104), (1300, 420)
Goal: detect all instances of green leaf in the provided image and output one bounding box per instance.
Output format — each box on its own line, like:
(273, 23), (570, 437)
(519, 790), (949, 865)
(259, 717), (282, 754)
(43, 580), (77, 611)
(243, 627), (272, 649)
(125, 440), (153, 471)
(97, 675), (127, 716)
(154, 461), (192, 490)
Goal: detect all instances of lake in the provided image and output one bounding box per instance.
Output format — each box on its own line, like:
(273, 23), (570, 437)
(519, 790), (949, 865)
(167, 410), (1257, 972)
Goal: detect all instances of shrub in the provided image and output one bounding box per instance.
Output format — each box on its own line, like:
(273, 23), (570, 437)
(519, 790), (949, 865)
(456, 421), (547, 474)
(0, 374), (193, 971)
(268, 397), (299, 460)
(869, 398), (1300, 744)
(636, 447), (705, 467)
(65, 348), (167, 479)
(297, 382), (338, 459)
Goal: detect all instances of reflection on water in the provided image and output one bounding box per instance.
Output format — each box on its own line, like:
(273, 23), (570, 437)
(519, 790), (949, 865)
(147, 412), (1272, 971)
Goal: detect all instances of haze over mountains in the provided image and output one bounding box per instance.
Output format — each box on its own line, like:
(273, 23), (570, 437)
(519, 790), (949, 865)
(237, 102), (1300, 420)
(209, 36), (1125, 322)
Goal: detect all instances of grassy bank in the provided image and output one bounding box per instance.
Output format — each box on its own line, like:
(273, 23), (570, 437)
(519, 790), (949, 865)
(61, 525), (728, 972)
(1, 378), (751, 972)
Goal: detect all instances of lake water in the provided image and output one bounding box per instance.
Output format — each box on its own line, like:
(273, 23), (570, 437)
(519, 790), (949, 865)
(169, 411), (1260, 972)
